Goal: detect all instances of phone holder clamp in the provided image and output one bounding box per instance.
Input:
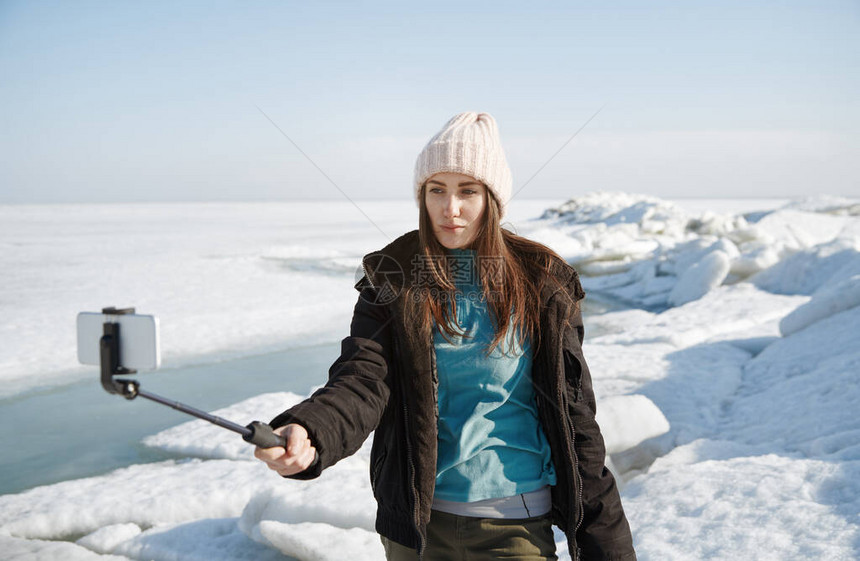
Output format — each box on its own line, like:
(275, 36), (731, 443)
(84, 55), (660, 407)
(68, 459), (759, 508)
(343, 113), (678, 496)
(100, 307), (140, 400)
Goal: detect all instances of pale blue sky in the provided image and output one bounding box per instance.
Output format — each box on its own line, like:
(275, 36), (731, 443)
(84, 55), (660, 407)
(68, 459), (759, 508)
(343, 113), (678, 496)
(1, 0), (857, 203)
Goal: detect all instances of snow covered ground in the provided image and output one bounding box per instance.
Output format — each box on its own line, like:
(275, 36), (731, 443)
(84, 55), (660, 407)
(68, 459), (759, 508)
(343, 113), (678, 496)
(1, 194), (858, 560)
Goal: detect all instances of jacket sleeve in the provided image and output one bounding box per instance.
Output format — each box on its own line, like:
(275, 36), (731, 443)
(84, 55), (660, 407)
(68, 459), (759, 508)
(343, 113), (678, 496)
(268, 286), (394, 480)
(563, 277), (637, 560)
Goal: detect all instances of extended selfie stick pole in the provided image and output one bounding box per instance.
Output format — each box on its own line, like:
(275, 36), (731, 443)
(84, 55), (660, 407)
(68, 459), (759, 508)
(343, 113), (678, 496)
(98, 307), (285, 449)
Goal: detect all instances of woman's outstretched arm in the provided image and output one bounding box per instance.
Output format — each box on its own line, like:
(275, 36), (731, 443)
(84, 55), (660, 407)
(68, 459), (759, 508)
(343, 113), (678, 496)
(262, 286), (395, 479)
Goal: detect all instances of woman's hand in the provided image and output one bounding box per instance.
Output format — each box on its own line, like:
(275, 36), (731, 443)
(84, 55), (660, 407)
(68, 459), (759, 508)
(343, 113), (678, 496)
(254, 423), (317, 477)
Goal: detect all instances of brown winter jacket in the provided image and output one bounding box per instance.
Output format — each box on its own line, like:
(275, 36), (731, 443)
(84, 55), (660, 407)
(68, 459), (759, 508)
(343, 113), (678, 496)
(270, 230), (636, 560)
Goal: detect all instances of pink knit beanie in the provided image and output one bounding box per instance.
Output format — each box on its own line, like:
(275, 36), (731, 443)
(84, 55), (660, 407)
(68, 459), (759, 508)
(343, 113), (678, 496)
(413, 112), (513, 218)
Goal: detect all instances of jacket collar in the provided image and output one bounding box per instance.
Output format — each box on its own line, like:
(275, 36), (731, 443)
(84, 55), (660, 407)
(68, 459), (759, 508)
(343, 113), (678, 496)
(356, 230), (583, 306)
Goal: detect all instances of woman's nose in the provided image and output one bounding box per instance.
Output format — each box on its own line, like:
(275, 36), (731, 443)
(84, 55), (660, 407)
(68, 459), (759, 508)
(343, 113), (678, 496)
(443, 196), (460, 217)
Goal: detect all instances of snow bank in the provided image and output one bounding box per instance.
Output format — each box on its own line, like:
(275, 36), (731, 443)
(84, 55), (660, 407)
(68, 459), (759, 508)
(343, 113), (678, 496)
(0, 460), (269, 540)
(589, 283), (805, 350)
(623, 442), (860, 561)
(727, 305), (860, 460)
(528, 192), (860, 309)
(615, 288), (860, 559)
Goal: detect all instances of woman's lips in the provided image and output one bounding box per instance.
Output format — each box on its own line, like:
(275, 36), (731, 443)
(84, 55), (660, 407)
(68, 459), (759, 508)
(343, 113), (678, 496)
(441, 225), (465, 231)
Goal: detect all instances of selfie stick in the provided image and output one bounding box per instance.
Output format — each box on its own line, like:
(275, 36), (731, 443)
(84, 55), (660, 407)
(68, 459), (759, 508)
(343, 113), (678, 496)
(99, 307), (285, 449)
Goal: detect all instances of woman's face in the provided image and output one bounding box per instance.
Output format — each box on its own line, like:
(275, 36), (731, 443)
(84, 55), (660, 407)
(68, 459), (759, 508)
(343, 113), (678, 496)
(424, 172), (487, 249)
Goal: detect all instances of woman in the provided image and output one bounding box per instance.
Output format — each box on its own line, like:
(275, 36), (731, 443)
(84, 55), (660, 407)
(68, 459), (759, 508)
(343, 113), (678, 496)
(255, 112), (636, 560)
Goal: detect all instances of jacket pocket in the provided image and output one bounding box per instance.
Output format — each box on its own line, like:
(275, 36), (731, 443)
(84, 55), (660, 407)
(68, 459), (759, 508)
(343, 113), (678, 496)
(371, 446), (387, 489)
(562, 349), (584, 403)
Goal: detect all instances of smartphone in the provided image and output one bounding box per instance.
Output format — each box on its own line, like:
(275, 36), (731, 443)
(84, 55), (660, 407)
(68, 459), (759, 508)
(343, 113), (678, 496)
(77, 311), (161, 371)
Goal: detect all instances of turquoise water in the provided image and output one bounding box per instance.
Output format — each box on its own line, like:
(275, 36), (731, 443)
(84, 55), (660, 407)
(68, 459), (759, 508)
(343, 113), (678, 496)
(0, 343), (334, 496)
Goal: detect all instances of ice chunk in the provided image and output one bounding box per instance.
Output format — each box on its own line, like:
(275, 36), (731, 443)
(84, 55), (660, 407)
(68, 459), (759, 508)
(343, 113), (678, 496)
(597, 394), (671, 483)
(751, 209), (851, 251)
(239, 462), (376, 537)
(254, 521), (382, 561)
(753, 238), (860, 295)
(76, 523), (141, 555)
(780, 274), (860, 336)
(667, 250), (731, 306)
(239, 456), (379, 560)
(596, 394), (669, 455)
(0, 534), (133, 560)
(729, 242), (781, 277)
(543, 192), (688, 228)
(113, 518), (288, 561)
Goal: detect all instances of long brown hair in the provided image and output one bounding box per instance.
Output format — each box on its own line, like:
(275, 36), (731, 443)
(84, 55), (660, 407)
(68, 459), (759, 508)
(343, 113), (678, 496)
(403, 183), (567, 357)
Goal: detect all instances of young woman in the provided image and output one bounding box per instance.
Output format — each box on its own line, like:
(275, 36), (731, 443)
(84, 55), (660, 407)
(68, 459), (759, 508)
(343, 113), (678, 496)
(255, 112), (636, 561)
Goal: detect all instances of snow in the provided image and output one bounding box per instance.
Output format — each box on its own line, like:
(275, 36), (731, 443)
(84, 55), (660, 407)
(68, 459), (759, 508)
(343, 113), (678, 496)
(623, 446), (859, 561)
(528, 191), (859, 310)
(729, 305), (860, 459)
(250, 521), (382, 561)
(2, 194), (859, 560)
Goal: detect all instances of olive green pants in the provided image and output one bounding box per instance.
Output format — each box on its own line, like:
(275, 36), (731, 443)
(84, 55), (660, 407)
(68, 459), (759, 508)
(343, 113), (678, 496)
(380, 509), (558, 560)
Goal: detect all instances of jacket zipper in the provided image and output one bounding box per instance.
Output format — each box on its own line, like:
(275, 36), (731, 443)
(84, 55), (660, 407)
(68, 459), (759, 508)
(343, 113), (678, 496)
(557, 379), (582, 561)
(393, 335), (425, 557)
(362, 259), (425, 555)
(564, 360), (586, 537)
(558, 303), (585, 561)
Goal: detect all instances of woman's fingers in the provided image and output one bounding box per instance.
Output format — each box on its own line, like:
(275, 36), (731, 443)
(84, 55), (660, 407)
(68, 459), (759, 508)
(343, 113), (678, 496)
(283, 423), (308, 454)
(254, 423), (316, 476)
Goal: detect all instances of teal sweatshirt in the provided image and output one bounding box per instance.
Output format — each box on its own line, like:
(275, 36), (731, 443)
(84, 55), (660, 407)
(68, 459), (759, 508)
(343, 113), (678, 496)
(433, 248), (557, 502)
